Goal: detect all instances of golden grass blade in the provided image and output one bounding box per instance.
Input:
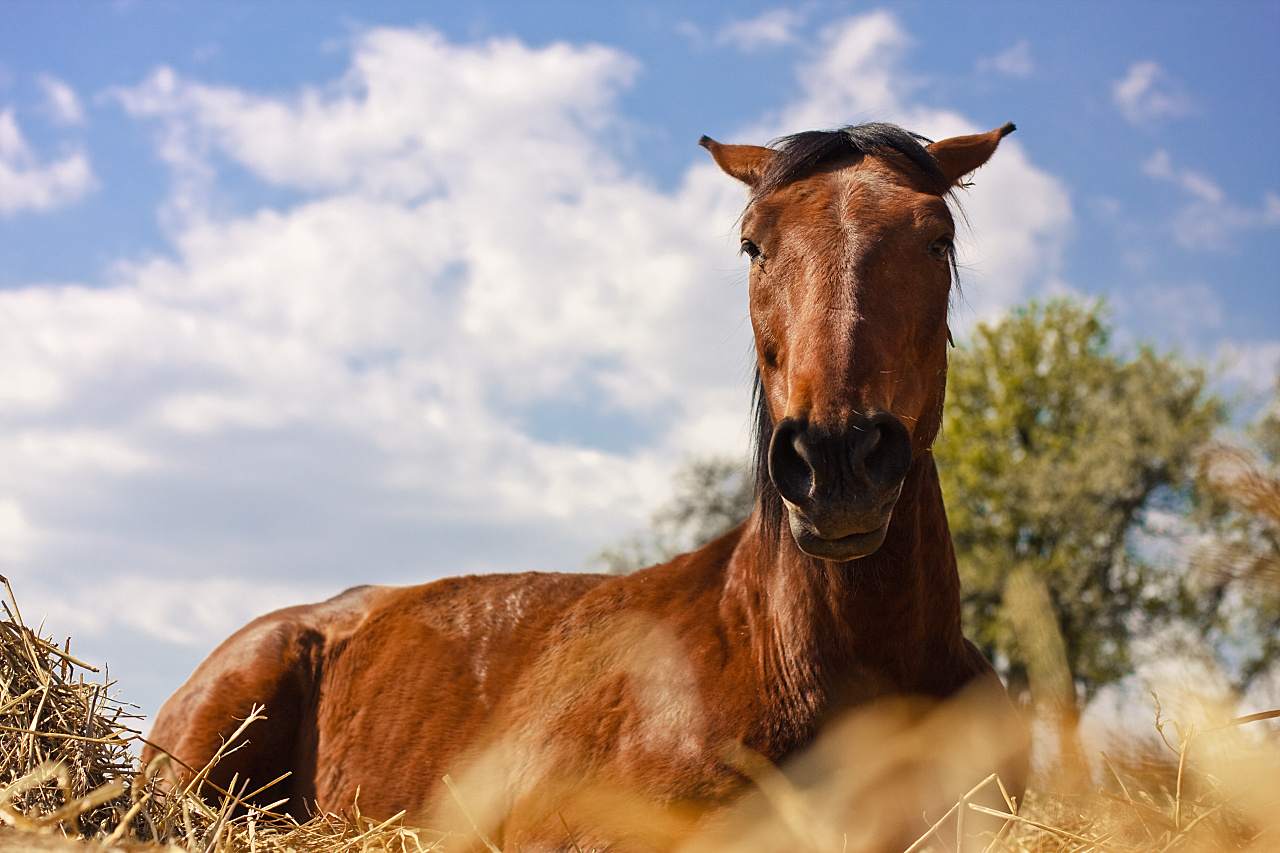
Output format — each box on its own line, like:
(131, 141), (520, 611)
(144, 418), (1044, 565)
(0, 576), (25, 628)
(557, 809), (585, 853)
(236, 771), (293, 809)
(1208, 707), (1280, 731)
(0, 760), (67, 807)
(100, 790), (151, 846)
(968, 803), (1127, 853)
(901, 801), (960, 853)
(1154, 803), (1227, 853)
(443, 774), (502, 853)
(0, 724), (127, 745)
(33, 780), (127, 829)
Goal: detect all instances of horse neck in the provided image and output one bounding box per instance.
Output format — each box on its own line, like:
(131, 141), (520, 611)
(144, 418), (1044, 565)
(730, 451), (967, 701)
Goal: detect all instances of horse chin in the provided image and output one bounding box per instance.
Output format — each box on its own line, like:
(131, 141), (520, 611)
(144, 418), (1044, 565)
(787, 511), (893, 561)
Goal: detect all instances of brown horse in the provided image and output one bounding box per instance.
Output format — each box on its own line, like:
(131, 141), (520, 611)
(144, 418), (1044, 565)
(145, 122), (1027, 851)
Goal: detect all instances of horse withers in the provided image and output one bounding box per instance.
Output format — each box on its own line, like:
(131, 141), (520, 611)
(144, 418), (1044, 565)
(145, 122), (1028, 852)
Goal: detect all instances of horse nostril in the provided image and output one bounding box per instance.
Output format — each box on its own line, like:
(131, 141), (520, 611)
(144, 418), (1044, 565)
(768, 420), (814, 507)
(862, 426), (882, 455)
(862, 413), (911, 488)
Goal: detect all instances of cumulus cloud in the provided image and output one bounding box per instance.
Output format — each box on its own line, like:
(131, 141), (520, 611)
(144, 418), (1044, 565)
(0, 15), (1073, 716)
(1144, 149), (1280, 250)
(978, 40), (1034, 77)
(0, 107), (95, 215)
(38, 75), (84, 124)
(1113, 60), (1191, 126)
(1217, 340), (1280, 395)
(5, 26), (751, 658)
(0, 497), (34, 563)
(34, 574), (325, 648)
(716, 9), (805, 51)
(1114, 280), (1224, 346)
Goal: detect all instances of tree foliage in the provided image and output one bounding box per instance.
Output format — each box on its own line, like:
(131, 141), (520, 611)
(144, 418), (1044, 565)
(934, 298), (1224, 701)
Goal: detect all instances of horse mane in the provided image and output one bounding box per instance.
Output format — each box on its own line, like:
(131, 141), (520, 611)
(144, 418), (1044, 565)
(750, 368), (786, 554)
(748, 123), (958, 552)
(753, 123), (949, 200)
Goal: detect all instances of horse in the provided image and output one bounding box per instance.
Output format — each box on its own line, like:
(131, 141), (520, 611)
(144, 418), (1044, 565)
(144, 121), (1029, 852)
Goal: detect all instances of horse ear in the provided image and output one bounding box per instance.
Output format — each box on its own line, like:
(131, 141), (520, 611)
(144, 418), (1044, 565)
(927, 122), (1016, 186)
(700, 136), (775, 188)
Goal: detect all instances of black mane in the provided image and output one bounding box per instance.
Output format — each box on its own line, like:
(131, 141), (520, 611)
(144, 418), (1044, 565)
(752, 368), (785, 551)
(754, 122), (948, 200)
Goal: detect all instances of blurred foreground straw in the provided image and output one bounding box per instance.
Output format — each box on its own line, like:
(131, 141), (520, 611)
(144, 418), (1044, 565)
(0, 573), (1277, 852)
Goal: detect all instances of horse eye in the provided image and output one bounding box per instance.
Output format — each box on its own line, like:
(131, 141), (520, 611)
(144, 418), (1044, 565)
(740, 239), (762, 262)
(928, 236), (953, 260)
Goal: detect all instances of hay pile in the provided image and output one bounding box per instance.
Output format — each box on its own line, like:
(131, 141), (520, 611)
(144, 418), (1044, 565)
(0, 574), (1276, 852)
(0, 575), (141, 842)
(0, 577), (426, 852)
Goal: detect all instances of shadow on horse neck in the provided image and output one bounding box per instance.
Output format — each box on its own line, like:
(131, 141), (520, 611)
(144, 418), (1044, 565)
(144, 121), (1028, 853)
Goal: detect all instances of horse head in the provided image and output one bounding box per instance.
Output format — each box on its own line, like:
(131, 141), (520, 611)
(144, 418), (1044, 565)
(702, 123), (1014, 561)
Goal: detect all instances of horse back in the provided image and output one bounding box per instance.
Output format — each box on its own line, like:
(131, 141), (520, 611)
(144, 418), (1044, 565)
(146, 570), (616, 818)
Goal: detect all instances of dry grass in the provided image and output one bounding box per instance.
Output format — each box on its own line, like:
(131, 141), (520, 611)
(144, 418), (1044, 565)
(0, 576), (429, 853)
(0, 575), (1276, 853)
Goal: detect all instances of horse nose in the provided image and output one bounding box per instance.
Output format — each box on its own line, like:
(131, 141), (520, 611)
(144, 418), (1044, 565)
(768, 413), (912, 510)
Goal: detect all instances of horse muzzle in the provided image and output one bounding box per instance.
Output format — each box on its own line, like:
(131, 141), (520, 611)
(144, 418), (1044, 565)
(768, 413), (912, 561)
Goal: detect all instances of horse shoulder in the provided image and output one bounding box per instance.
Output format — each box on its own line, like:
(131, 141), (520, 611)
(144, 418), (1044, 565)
(309, 571), (610, 815)
(417, 554), (736, 849)
(491, 531), (753, 789)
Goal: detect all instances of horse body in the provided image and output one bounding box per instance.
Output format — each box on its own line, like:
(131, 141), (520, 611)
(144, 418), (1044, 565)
(146, 121), (1027, 851)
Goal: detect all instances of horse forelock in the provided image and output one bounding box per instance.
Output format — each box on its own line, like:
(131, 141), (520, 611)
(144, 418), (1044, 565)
(754, 123), (949, 200)
(751, 123), (963, 293)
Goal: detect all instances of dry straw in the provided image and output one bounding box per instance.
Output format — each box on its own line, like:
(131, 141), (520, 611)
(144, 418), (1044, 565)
(0, 576), (430, 852)
(0, 574), (1276, 852)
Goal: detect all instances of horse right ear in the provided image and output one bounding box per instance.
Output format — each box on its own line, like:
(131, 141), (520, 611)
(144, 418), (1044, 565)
(926, 123), (1016, 186)
(700, 136), (775, 188)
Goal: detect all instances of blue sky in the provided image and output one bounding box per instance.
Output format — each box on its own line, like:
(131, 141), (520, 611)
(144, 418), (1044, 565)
(0, 1), (1277, 719)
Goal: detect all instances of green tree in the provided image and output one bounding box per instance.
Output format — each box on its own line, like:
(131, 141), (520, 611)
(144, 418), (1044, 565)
(934, 298), (1225, 705)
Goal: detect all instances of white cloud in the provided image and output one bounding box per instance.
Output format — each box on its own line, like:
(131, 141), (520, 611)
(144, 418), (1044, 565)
(0, 107), (96, 215)
(1124, 280), (1225, 342)
(1110, 279), (1236, 356)
(760, 13), (1072, 326)
(1113, 60), (1191, 126)
(0, 15), (1076, 711)
(32, 574), (325, 647)
(37, 75), (84, 124)
(0, 497), (34, 562)
(3, 26), (752, 598)
(979, 40), (1033, 77)
(716, 9), (805, 51)
(777, 10), (909, 126)
(116, 31), (639, 207)
(1217, 340), (1280, 395)
(1144, 149), (1280, 250)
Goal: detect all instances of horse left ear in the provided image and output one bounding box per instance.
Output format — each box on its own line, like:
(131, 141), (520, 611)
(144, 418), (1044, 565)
(927, 122), (1016, 186)
(700, 136), (776, 188)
